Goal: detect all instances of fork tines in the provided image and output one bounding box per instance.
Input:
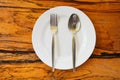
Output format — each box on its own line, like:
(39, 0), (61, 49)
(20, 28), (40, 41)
(50, 14), (58, 26)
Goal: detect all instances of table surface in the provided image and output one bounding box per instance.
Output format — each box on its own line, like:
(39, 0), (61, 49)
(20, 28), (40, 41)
(0, 0), (120, 80)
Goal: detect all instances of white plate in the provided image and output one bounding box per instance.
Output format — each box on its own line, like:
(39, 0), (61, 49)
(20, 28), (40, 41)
(32, 6), (96, 70)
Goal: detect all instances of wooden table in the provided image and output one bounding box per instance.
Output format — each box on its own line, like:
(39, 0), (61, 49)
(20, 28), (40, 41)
(0, 0), (120, 80)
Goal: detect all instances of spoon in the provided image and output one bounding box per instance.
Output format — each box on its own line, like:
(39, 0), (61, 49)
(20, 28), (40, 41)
(68, 13), (81, 72)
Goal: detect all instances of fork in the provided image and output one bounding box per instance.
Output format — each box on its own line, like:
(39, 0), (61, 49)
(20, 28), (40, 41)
(50, 14), (58, 72)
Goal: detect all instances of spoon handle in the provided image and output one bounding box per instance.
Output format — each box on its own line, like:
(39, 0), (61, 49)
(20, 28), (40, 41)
(72, 35), (76, 72)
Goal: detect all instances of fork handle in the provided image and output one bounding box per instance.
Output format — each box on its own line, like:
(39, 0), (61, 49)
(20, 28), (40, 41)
(52, 34), (55, 72)
(72, 35), (76, 72)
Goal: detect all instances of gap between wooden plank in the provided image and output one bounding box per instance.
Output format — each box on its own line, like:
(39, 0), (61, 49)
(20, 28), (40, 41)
(0, 54), (120, 64)
(0, 58), (120, 79)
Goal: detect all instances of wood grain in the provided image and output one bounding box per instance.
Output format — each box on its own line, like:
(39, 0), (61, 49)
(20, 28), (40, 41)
(0, 0), (120, 79)
(0, 58), (120, 80)
(0, 0), (120, 11)
(0, 0), (120, 55)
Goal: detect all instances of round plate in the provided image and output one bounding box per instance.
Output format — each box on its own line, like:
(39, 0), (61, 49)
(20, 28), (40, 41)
(32, 6), (96, 70)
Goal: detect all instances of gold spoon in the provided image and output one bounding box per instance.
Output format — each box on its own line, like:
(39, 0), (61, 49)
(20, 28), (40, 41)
(68, 13), (81, 72)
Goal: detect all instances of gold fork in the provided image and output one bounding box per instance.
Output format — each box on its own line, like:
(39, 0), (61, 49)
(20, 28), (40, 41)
(50, 14), (58, 72)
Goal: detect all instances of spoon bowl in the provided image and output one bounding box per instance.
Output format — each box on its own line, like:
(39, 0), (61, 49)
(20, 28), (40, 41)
(68, 14), (80, 34)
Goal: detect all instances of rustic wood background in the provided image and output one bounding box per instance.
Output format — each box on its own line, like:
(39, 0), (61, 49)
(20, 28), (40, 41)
(0, 0), (120, 80)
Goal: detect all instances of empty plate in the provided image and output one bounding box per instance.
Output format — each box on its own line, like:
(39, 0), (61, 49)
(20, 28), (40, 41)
(32, 6), (96, 70)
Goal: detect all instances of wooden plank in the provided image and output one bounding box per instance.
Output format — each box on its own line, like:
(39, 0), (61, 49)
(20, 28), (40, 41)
(0, 58), (120, 80)
(0, 8), (40, 51)
(86, 12), (120, 52)
(0, 0), (120, 12)
(75, 0), (120, 2)
(0, 9), (120, 54)
(0, 0), (120, 55)
(0, 52), (39, 61)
